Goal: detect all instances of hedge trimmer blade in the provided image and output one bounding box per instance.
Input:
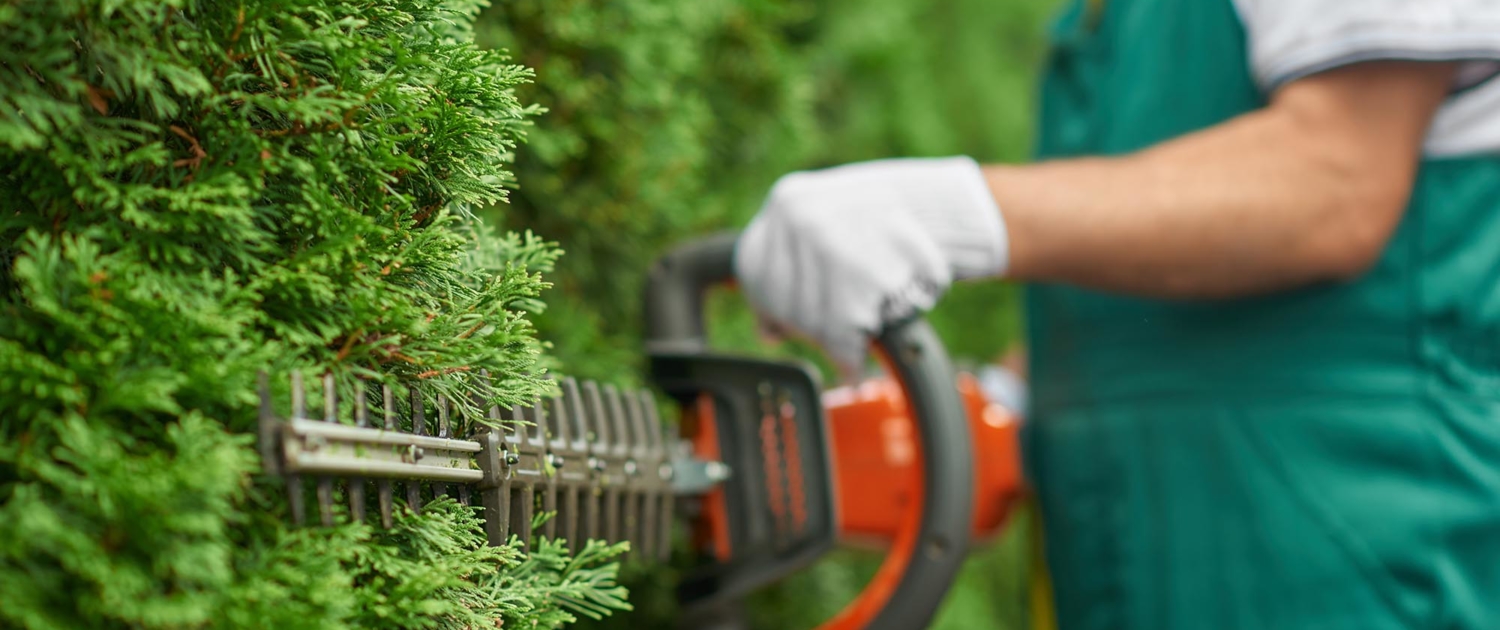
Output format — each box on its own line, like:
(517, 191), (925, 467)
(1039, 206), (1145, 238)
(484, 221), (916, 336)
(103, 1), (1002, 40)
(258, 371), (699, 559)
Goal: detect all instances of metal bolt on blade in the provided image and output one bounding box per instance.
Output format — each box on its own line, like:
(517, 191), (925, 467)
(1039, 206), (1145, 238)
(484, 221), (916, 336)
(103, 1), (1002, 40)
(705, 462), (730, 482)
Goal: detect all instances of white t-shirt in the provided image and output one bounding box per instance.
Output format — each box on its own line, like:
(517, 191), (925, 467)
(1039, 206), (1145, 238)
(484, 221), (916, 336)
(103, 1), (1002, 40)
(1233, 0), (1500, 157)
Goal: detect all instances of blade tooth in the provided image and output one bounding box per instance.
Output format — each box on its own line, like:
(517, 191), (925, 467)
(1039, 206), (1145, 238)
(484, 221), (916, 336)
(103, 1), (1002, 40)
(558, 378), (587, 548)
(606, 488), (621, 548)
(491, 461), (513, 546)
(288, 477), (306, 526)
(257, 372), (280, 477)
(483, 370), (504, 425)
(317, 485), (334, 527)
(512, 485), (535, 552)
(635, 390), (661, 448)
(317, 373), (336, 526)
(624, 392), (651, 557)
(453, 384), (470, 509)
(408, 387), (424, 513)
(530, 397), (547, 442)
(602, 384), (629, 452)
(581, 380), (610, 445)
(651, 394), (675, 561)
(379, 384), (396, 528)
(563, 486), (579, 551)
(542, 482), (558, 541)
(658, 490), (674, 561)
(378, 480), (394, 528)
(638, 491), (655, 559)
(348, 380), (368, 523)
(349, 475), (367, 523)
(471, 369), (489, 432)
(579, 380), (606, 543)
(382, 384), (397, 430)
(411, 386), (427, 436)
(455, 383), (471, 440)
(354, 381), (369, 427)
(286, 372), (306, 525)
(548, 382), (570, 444)
(625, 387), (647, 452)
(600, 383), (627, 552)
(622, 490), (638, 559)
(509, 403), (528, 435)
(527, 395), (556, 542)
(584, 483), (601, 543)
(433, 394), (450, 500)
(638, 390), (663, 559)
(322, 373), (337, 421)
(560, 377), (584, 444)
(481, 482), (507, 546)
(290, 371), (306, 419)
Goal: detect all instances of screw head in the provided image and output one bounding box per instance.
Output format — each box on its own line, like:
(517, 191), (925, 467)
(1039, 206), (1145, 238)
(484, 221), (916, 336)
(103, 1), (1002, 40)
(547, 454), (565, 469)
(587, 456), (605, 472)
(503, 450), (520, 466)
(624, 460), (639, 476)
(405, 444), (425, 463)
(658, 463), (674, 480)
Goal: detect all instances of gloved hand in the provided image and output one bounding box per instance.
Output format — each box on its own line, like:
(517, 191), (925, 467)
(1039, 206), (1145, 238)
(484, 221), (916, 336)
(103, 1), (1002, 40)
(733, 156), (1010, 375)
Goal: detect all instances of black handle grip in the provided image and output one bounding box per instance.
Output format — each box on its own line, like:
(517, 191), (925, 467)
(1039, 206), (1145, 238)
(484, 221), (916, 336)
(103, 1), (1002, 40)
(645, 233), (973, 630)
(644, 231), (739, 354)
(867, 320), (973, 630)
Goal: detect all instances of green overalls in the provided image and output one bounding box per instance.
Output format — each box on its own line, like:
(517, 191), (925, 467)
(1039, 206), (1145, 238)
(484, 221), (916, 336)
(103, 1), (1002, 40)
(1023, 1), (1500, 628)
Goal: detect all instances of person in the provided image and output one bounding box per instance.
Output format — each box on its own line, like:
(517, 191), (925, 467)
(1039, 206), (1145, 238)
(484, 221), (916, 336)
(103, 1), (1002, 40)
(732, 1), (1500, 628)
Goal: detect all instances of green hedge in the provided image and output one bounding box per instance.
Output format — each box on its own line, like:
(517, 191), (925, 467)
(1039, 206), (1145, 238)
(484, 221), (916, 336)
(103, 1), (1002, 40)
(0, 0), (626, 627)
(477, 0), (1058, 628)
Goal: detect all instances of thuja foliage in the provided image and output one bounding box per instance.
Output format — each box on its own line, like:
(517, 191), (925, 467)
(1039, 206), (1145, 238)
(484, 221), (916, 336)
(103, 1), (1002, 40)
(0, 0), (627, 627)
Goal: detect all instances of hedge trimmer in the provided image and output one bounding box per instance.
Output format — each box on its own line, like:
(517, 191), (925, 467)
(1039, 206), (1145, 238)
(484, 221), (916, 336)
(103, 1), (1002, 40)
(259, 233), (1024, 629)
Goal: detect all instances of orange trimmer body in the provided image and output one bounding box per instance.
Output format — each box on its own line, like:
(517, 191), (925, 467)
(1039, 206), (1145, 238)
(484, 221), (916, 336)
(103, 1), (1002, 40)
(680, 371), (1024, 630)
(824, 374), (1023, 545)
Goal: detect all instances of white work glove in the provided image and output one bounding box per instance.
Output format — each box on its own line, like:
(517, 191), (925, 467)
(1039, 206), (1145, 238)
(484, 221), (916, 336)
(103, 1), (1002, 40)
(734, 156), (1010, 375)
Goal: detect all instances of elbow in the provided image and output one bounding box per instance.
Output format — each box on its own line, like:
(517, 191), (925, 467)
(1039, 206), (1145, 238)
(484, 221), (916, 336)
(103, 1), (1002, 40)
(1318, 228), (1388, 282)
(1285, 122), (1417, 283)
(1304, 181), (1409, 282)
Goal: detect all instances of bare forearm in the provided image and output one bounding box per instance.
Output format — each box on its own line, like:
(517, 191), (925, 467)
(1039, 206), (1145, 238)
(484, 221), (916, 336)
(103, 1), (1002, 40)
(987, 62), (1452, 299)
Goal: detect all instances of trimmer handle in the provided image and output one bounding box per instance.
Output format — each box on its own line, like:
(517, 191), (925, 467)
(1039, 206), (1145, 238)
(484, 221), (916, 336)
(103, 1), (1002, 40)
(645, 232), (974, 630)
(644, 231), (738, 354)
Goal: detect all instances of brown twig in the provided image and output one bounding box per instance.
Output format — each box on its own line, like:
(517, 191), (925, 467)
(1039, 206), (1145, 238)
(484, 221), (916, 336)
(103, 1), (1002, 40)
(169, 125), (208, 170)
(414, 366), (472, 379)
(456, 321), (486, 339)
(334, 328), (365, 362)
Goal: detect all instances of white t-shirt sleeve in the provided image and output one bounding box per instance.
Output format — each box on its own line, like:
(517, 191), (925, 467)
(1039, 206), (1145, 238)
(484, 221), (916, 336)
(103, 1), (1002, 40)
(1234, 0), (1500, 157)
(1234, 0), (1500, 90)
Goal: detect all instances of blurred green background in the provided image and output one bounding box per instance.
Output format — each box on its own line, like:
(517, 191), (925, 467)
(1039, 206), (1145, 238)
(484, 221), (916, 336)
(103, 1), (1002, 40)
(476, 0), (1060, 627)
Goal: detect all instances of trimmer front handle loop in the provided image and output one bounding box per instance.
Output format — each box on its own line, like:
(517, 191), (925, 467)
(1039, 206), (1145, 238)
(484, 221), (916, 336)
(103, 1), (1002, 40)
(645, 232), (974, 630)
